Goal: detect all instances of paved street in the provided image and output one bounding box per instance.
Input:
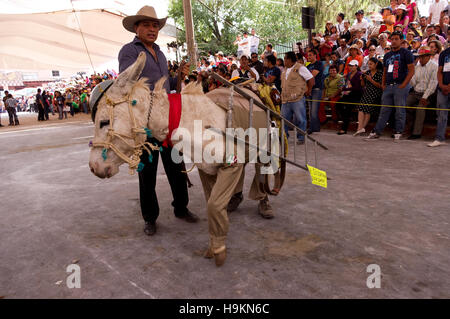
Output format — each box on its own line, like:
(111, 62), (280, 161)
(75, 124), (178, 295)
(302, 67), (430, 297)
(0, 120), (449, 298)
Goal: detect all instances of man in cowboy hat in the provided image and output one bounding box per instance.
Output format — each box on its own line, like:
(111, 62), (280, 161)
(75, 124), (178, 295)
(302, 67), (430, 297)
(406, 46), (438, 140)
(119, 6), (198, 236)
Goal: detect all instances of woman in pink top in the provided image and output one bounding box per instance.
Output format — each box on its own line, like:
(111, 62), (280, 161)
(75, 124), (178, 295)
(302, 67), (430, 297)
(394, 4), (410, 34)
(406, 0), (418, 22)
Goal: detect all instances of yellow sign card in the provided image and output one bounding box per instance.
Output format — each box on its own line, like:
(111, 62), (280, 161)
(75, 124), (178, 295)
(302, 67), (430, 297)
(307, 165), (327, 188)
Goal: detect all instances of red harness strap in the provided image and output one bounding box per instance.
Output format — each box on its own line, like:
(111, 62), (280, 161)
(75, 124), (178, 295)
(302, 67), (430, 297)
(162, 93), (182, 147)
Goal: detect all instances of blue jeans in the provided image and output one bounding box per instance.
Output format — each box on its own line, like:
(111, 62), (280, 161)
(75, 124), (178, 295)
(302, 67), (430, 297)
(82, 101), (88, 114)
(308, 88), (322, 132)
(436, 90), (449, 141)
(374, 84), (410, 134)
(282, 98), (307, 141)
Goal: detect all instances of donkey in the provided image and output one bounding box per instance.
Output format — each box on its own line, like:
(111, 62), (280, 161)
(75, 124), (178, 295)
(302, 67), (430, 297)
(90, 52), (271, 266)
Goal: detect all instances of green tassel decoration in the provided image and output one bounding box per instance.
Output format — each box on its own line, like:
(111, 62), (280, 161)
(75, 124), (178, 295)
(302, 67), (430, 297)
(148, 153), (153, 163)
(132, 99), (137, 106)
(137, 162), (145, 172)
(102, 148), (107, 161)
(144, 128), (152, 137)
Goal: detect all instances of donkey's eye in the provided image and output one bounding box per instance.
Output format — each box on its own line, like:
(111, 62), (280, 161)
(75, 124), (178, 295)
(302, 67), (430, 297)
(100, 120), (110, 128)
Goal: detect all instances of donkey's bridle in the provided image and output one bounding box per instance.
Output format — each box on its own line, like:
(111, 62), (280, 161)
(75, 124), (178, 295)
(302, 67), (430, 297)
(90, 82), (160, 175)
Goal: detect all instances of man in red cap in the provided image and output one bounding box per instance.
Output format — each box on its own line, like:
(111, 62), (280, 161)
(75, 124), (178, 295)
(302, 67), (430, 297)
(406, 46), (438, 140)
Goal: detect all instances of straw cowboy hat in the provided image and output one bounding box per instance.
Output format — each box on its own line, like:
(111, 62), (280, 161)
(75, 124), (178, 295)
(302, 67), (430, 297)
(122, 6), (167, 33)
(349, 44), (360, 51)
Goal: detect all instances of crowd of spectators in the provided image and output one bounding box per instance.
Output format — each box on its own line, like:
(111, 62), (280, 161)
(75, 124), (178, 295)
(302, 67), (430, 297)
(0, 71), (117, 127)
(3, 1), (449, 147)
(177, 0), (449, 147)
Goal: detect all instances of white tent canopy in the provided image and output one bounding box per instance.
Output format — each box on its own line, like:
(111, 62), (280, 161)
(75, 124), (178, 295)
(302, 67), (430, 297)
(0, 6), (177, 76)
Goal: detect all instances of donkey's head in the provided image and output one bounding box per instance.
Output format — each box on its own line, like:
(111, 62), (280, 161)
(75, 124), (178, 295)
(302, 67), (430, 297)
(89, 52), (169, 178)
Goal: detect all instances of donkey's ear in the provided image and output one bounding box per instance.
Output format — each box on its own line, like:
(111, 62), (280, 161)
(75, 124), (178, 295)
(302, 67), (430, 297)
(116, 51), (147, 87)
(154, 76), (167, 92)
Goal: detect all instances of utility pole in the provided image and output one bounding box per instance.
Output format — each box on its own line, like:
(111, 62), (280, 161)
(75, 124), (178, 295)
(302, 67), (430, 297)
(182, 0), (197, 63)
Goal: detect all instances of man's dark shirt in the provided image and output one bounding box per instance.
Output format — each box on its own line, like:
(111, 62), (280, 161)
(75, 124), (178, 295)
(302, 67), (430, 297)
(383, 47), (414, 85)
(56, 96), (65, 107)
(118, 36), (177, 92)
(35, 93), (43, 108)
(307, 60), (325, 90)
(439, 47), (450, 88)
(264, 66), (281, 92)
(341, 30), (351, 44)
(42, 93), (50, 107)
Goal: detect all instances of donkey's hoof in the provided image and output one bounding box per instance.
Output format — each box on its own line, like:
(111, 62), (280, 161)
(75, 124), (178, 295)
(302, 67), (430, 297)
(214, 247), (227, 267)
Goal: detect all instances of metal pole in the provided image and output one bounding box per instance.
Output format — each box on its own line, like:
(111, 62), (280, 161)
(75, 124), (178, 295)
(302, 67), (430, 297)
(210, 72), (328, 150)
(182, 0), (197, 63)
(228, 86), (234, 129)
(314, 141), (318, 167)
(308, 29), (312, 47)
(281, 119), (285, 158)
(266, 110), (271, 155)
(294, 127), (297, 163)
(248, 98), (253, 130)
(305, 135), (308, 166)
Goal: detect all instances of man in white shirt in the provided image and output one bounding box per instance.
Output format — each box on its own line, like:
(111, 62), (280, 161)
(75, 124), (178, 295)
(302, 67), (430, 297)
(231, 55), (259, 81)
(208, 51), (215, 64)
(406, 46), (438, 139)
(351, 10), (370, 39)
(242, 32), (251, 58)
(281, 51), (314, 144)
(376, 33), (391, 56)
(336, 38), (349, 59)
(249, 28), (260, 54)
(429, 0), (448, 24)
(234, 35), (245, 59)
(336, 13), (346, 36)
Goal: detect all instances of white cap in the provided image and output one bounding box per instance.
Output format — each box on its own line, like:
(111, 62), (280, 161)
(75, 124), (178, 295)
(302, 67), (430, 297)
(348, 60), (359, 67)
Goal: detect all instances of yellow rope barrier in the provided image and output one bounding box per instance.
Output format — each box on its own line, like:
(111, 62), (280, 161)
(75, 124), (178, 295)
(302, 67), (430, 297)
(304, 99), (449, 112)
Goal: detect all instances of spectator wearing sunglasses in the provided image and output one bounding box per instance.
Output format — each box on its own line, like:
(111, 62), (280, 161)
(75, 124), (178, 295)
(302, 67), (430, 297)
(361, 45), (378, 72)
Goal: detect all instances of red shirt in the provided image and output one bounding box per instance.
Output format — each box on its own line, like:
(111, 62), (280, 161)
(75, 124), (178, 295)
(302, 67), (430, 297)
(320, 41), (333, 59)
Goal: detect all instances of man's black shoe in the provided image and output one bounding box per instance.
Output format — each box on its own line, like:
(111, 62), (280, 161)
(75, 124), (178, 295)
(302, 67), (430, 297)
(227, 192), (243, 213)
(407, 134), (421, 140)
(175, 209), (199, 223)
(144, 222), (157, 236)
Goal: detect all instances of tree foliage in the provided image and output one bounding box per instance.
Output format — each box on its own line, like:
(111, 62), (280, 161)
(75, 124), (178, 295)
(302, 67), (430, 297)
(168, 0), (389, 56)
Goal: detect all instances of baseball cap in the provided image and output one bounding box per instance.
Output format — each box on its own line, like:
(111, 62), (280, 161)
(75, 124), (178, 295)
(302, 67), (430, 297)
(348, 60), (359, 66)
